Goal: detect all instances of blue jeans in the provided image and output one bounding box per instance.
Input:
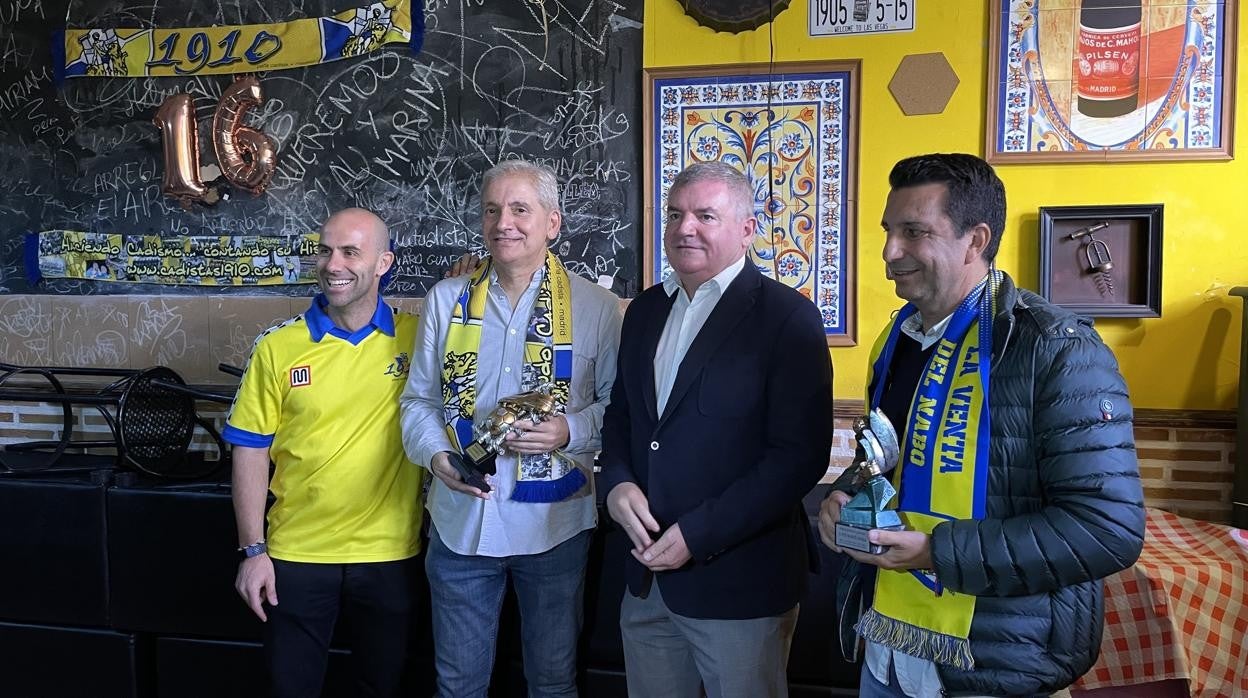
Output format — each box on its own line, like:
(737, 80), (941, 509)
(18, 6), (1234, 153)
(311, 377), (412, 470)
(859, 661), (910, 697)
(425, 525), (592, 698)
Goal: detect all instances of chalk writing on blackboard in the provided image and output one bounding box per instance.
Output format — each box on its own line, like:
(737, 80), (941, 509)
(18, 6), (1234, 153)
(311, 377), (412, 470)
(0, 0), (642, 297)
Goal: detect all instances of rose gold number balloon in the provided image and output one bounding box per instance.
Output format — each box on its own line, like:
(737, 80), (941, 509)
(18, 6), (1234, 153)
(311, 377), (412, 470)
(153, 93), (209, 205)
(213, 75), (277, 196)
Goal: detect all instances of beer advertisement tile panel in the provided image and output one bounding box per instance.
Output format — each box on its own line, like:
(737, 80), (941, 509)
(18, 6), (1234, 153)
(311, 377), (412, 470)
(988, 0), (1235, 162)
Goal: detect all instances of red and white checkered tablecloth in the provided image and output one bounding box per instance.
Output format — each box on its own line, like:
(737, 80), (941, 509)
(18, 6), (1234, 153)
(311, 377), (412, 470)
(1074, 507), (1248, 697)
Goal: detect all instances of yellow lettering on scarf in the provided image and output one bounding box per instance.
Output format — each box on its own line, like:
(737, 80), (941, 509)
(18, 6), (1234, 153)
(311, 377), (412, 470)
(915, 396), (935, 430)
(923, 338), (957, 387)
(909, 432), (927, 467)
(938, 385), (973, 474)
(958, 346), (979, 376)
(908, 396), (937, 467)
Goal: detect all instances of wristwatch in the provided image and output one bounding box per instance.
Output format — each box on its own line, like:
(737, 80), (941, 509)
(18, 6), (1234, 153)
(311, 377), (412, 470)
(238, 540), (267, 559)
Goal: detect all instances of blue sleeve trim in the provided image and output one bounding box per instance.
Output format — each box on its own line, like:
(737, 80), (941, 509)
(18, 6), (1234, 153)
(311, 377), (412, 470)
(223, 424), (275, 448)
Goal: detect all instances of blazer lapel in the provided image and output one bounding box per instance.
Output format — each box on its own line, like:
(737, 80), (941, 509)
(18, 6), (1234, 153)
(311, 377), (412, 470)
(639, 291), (676, 423)
(657, 264), (760, 425)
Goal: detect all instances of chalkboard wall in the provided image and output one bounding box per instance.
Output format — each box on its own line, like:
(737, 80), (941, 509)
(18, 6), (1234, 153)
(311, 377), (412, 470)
(0, 0), (642, 297)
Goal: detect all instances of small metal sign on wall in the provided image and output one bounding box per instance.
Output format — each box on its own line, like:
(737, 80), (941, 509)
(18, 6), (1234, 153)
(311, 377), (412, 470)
(809, 0), (914, 36)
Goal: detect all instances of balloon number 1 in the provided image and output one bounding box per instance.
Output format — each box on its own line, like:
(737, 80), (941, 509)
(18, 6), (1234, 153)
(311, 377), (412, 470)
(153, 93), (209, 204)
(153, 75), (278, 208)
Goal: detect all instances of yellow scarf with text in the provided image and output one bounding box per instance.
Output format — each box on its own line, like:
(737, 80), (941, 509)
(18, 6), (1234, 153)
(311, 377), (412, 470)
(856, 272), (999, 670)
(441, 252), (582, 502)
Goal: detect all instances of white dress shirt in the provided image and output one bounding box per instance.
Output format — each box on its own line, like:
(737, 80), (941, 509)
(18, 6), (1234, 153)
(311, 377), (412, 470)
(899, 310), (953, 350)
(399, 266), (622, 557)
(654, 255), (747, 414)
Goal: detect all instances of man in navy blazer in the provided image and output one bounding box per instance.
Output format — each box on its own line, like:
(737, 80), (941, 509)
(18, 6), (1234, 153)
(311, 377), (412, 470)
(599, 162), (835, 698)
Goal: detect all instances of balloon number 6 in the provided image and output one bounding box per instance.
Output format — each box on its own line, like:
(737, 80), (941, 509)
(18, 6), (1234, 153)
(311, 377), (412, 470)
(153, 75), (277, 208)
(213, 77), (277, 195)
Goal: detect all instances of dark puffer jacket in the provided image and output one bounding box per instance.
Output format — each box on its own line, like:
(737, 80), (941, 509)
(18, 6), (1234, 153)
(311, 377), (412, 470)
(842, 273), (1145, 697)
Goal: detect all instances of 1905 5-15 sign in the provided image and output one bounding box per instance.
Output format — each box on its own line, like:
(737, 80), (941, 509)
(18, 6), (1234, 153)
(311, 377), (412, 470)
(810, 0), (913, 36)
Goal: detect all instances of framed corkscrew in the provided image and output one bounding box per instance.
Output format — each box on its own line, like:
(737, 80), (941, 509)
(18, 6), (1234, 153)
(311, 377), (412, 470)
(1038, 204), (1163, 317)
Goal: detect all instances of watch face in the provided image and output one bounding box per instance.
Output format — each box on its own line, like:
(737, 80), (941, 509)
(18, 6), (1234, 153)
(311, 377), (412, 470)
(681, 0), (792, 33)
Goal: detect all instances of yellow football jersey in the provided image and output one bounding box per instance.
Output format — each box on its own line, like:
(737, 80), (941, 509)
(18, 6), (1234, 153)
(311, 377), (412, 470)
(225, 297), (423, 563)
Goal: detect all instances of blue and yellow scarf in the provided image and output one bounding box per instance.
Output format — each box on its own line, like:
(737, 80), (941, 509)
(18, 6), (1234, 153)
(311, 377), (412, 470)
(58, 0), (420, 81)
(856, 271), (1000, 670)
(441, 251), (584, 503)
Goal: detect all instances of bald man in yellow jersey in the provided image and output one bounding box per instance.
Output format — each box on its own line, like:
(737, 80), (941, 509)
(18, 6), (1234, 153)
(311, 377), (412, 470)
(225, 208), (423, 698)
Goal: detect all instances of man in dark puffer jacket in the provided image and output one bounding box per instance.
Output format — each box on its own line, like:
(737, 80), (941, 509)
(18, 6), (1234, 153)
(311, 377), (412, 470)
(818, 153), (1145, 697)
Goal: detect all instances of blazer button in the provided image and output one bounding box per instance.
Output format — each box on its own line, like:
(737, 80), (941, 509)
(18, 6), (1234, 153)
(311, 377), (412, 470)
(650, 441), (659, 451)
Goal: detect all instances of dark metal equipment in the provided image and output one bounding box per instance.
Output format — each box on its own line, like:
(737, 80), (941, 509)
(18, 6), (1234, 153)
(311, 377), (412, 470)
(0, 362), (238, 479)
(1231, 287), (1248, 529)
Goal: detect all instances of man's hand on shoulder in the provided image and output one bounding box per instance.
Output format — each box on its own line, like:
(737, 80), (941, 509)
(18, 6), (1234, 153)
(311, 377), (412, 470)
(430, 451), (491, 500)
(842, 529), (934, 572)
(444, 252), (481, 278)
(606, 482), (660, 554)
(235, 554), (277, 622)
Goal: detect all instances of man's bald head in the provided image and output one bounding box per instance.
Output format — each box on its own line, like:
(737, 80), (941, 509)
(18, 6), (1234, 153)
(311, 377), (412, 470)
(322, 207), (389, 254)
(315, 207), (394, 329)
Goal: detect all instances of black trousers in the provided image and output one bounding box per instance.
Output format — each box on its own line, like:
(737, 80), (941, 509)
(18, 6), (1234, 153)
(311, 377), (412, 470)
(265, 557), (415, 698)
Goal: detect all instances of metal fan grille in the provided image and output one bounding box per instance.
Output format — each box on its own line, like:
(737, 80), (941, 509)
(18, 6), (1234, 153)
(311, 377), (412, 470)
(0, 368), (73, 471)
(118, 367), (196, 476)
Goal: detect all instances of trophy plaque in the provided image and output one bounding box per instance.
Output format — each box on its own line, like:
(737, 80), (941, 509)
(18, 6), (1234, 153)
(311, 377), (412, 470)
(446, 387), (558, 493)
(834, 409), (905, 555)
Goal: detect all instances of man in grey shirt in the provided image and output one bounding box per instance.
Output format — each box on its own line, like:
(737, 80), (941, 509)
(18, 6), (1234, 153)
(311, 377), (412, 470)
(399, 159), (621, 697)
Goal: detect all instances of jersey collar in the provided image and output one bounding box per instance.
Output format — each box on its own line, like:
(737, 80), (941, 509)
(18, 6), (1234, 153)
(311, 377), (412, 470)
(304, 293), (395, 345)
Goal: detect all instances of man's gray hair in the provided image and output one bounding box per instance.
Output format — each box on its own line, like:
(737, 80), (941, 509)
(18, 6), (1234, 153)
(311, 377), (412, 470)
(482, 159), (560, 213)
(669, 161), (755, 220)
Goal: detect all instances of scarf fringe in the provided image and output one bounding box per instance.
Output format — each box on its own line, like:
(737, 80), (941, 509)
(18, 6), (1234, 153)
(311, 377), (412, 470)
(857, 608), (975, 671)
(511, 467), (585, 503)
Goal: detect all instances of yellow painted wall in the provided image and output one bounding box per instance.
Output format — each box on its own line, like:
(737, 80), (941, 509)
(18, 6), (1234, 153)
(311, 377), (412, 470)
(645, 1), (1247, 410)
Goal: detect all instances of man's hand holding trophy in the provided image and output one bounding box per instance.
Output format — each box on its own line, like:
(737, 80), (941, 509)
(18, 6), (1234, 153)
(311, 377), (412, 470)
(445, 384), (560, 494)
(831, 409), (905, 555)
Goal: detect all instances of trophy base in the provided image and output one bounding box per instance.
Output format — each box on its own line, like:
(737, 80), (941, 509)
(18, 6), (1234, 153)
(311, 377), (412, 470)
(446, 452), (493, 493)
(835, 522), (904, 555)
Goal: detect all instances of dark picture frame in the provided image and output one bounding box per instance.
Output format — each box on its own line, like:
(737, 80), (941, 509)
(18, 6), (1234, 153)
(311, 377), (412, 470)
(1038, 204), (1163, 318)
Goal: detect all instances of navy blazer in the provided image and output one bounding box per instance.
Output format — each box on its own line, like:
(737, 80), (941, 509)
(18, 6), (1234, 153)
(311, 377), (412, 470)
(598, 262), (835, 620)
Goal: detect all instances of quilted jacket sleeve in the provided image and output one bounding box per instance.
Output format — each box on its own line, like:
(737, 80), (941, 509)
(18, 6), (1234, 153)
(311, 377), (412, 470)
(930, 323), (1145, 598)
